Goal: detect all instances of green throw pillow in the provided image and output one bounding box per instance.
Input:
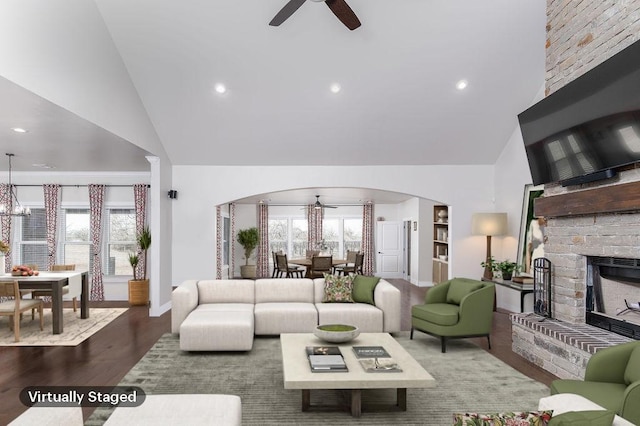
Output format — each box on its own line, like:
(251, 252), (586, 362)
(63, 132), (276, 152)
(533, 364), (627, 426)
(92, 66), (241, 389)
(351, 275), (380, 305)
(446, 280), (483, 305)
(322, 273), (354, 303)
(624, 344), (640, 384)
(548, 410), (615, 426)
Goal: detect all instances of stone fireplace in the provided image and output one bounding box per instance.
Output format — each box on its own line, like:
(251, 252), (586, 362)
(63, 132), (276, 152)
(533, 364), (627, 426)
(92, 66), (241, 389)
(511, 171), (640, 379)
(510, 0), (640, 380)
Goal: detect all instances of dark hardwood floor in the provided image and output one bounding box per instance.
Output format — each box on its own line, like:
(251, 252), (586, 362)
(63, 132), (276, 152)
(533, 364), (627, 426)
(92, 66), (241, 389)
(0, 281), (557, 424)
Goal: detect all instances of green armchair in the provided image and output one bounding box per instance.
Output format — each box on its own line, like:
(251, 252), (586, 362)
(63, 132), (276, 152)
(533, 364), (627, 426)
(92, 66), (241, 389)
(550, 340), (640, 425)
(410, 277), (495, 353)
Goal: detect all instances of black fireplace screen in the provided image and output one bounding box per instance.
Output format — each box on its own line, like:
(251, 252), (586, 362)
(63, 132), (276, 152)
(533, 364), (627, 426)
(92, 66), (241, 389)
(533, 257), (552, 318)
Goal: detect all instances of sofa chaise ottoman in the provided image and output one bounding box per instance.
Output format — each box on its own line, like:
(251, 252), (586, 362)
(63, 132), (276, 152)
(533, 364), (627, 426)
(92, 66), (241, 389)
(172, 276), (401, 351)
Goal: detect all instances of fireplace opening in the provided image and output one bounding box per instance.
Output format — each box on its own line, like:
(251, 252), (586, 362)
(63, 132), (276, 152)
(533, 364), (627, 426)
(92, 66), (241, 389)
(587, 256), (640, 339)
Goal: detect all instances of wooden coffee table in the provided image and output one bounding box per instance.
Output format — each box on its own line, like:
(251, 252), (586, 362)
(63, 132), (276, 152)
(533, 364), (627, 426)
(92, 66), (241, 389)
(280, 333), (436, 417)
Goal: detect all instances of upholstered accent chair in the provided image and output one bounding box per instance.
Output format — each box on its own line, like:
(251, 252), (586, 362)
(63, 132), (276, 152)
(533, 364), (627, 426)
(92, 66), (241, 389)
(550, 340), (640, 425)
(410, 277), (495, 353)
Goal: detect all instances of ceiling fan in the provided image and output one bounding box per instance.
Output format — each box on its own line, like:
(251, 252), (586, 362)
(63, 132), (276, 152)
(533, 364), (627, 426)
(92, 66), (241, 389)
(269, 0), (361, 31)
(304, 195), (338, 210)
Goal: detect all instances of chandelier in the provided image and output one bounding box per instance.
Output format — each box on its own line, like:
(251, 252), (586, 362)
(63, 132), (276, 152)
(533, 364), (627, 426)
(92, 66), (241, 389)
(0, 153), (31, 216)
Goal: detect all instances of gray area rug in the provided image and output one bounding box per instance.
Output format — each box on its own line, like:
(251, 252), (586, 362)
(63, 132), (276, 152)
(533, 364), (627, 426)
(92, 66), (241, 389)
(87, 332), (549, 426)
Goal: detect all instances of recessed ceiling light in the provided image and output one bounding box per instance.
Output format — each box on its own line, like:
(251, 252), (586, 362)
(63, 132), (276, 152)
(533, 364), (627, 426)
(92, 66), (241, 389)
(456, 80), (468, 90)
(12, 127), (27, 133)
(330, 83), (341, 94)
(214, 83), (227, 94)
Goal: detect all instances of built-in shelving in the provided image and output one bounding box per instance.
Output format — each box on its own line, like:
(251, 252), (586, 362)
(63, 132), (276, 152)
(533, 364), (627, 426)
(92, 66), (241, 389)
(433, 205), (449, 284)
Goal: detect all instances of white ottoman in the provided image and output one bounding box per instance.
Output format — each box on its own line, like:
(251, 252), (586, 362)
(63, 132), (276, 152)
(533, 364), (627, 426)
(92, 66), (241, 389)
(104, 394), (241, 426)
(180, 309), (254, 351)
(539, 393), (634, 426)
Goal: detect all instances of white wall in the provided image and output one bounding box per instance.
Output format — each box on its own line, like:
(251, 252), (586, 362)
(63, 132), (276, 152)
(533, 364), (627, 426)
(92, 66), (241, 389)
(493, 83), (545, 265)
(172, 165), (497, 285)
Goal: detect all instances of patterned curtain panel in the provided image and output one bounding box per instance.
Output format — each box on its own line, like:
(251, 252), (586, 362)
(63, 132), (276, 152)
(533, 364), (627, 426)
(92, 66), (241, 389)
(0, 184), (12, 272)
(362, 203), (374, 276)
(257, 203), (269, 278)
(307, 205), (323, 250)
(89, 184), (106, 301)
(43, 184), (61, 270)
(230, 203), (236, 279)
(216, 206), (222, 279)
(133, 184), (148, 280)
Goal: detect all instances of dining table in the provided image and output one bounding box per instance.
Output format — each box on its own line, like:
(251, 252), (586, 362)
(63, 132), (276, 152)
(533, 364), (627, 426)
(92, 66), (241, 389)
(288, 258), (347, 267)
(6, 271), (90, 334)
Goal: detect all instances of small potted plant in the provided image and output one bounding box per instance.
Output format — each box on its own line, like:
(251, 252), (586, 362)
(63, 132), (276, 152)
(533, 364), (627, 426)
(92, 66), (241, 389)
(237, 227), (259, 278)
(128, 226), (151, 306)
(496, 260), (518, 281)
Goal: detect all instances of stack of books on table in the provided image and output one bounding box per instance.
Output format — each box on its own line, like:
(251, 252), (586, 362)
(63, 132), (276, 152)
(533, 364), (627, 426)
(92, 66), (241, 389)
(352, 346), (402, 373)
(512, 275), (534, 289)
(306, 346), (348, 372)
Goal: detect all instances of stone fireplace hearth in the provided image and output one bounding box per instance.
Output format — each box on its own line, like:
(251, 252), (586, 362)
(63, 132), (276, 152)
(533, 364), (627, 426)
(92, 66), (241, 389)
(511, 170), (640, 379)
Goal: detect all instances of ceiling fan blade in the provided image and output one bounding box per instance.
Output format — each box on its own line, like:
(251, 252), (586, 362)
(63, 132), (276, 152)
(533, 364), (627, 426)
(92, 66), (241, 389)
(325, 0), (361, 30)
(269, 0), (307, 26)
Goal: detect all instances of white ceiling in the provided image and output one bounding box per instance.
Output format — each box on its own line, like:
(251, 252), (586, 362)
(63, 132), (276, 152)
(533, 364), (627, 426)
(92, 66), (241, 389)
(0, 0), (546, 203)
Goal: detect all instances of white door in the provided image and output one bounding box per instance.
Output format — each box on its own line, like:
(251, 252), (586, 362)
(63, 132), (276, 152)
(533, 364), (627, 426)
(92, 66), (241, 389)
(376, 221), (404, 278)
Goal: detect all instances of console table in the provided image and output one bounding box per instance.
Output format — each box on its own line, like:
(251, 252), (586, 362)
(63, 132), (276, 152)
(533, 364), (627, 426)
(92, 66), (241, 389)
(482, 277), (533, 313)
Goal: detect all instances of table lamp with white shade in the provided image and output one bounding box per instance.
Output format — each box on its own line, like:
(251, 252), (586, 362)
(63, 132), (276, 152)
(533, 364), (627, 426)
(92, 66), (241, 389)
(472, 212), (508, 280)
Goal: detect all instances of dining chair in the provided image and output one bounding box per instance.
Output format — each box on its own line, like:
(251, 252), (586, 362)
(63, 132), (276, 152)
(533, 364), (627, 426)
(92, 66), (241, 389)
(305, 250), (320, 259)
(333, 250), (359, 274)
(336, 253), (364, 276)
(32, 264), (78, 312)
(271, 251), (283, 278)
(307, 255), (333, 279)
(0, 280), (44, 342)
(276, 253), (304, 278)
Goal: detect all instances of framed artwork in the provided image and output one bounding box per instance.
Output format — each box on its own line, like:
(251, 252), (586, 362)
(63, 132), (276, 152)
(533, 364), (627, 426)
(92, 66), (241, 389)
(517, 184), (545, 275)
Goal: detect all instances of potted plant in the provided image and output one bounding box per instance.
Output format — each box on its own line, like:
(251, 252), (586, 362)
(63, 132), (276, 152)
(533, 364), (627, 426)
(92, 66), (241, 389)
(128, 226), (151, 306)
(496, 260), (518, 281)
(237, 227), (259, 278)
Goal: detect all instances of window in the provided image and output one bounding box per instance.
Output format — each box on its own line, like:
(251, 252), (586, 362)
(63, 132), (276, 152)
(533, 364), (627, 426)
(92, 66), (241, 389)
(17, 208), (48, 270)
(343, 218), (363, 253)
(63, 209), (91, 272)
(267, 218), (308, 258)
(106, 209), (136, 275)
(322, 219), (340, 254)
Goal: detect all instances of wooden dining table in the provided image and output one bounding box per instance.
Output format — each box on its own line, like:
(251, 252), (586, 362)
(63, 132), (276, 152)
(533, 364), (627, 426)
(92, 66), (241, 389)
(7, 271), (90, 334)
(288, 258), (347, 267)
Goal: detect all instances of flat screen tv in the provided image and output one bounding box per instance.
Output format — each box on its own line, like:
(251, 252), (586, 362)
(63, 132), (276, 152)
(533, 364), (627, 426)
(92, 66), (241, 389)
(518, 40), (640, 186)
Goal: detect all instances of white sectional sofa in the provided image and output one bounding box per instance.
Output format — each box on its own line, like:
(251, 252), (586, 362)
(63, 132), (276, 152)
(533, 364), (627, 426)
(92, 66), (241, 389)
(171, 278), (401, 351)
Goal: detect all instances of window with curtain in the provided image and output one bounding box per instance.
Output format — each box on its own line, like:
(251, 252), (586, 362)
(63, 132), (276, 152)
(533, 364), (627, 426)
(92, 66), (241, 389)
(16, 208), (48, 270)
(106, 208), (136, 275)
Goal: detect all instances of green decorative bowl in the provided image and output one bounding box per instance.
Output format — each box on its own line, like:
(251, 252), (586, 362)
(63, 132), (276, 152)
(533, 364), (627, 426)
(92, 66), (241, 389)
(314, 324), (360, 343)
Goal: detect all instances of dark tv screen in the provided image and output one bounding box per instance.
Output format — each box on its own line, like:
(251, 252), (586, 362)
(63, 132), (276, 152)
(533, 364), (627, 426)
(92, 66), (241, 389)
(518, 40), (640, 186)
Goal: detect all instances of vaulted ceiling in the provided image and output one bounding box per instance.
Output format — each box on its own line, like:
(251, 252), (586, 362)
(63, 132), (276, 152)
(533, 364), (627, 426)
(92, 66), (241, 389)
(0, 0), (546, 176)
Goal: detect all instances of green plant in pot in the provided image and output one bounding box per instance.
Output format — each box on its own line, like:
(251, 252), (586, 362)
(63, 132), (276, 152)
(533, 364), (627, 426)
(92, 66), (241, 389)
(128, 226), (151, 306)
(237, 227), (259, 278)
(496, 260), (518, 281)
